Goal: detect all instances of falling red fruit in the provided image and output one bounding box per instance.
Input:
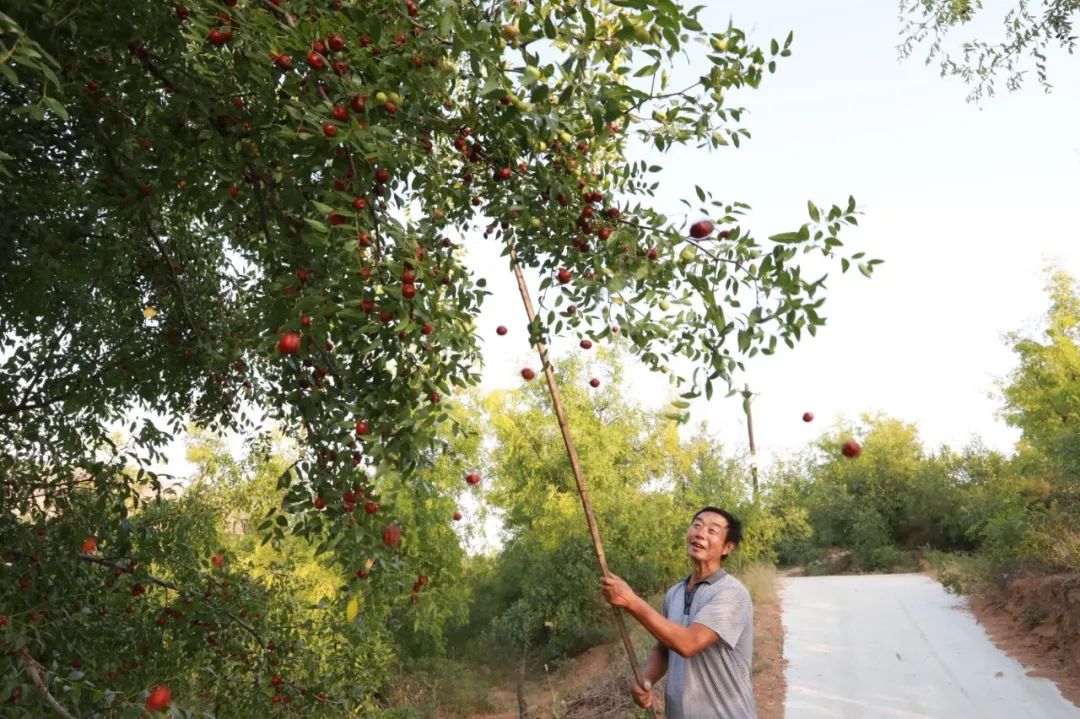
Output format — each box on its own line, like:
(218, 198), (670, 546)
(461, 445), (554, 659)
(453, 511), (462, 521)
(277, 332), (301, 355)
(382, 524), (401, 549)
(589, 378), (600, 388)
(841, 439), (862, 459)
(465, 472), (480, 486)
(212, 553), (224, 568)
(496, 325), (508, 336)
(81, 537), (98, 554)
(802, 412), (814, 423)
(579, 339), (592, 350)
(521, 368), (536, 381)
(146, 685), (171, 712)
(689, 219), (714, 239)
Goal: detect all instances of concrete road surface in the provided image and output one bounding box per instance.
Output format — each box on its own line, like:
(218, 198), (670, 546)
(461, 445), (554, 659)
(781, 573), (1080, 719)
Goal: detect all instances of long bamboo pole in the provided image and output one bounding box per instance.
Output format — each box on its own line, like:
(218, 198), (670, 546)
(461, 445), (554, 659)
(508, 244), (657, 718)
(743, 384), (759, 500)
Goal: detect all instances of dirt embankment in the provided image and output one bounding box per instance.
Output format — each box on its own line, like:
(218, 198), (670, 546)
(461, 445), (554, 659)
(969, 572), (1080, 709)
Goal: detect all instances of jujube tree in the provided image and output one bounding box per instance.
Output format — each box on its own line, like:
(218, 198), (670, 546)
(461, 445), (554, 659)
(1, 0), (875, 714)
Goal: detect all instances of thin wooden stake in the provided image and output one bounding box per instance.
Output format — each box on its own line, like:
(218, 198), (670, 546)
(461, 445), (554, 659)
(508, 245), (657, 718)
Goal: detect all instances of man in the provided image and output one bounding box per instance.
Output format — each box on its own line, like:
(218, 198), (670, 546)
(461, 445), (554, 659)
(601, 506), (756, 719)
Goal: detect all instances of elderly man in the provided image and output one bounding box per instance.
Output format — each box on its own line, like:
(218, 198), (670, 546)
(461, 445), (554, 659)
(601, 506), (756, 719)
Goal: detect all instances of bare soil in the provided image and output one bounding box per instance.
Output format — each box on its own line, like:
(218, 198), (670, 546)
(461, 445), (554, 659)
(751, 598), (786, 719)
(967, 572), (1080, 710)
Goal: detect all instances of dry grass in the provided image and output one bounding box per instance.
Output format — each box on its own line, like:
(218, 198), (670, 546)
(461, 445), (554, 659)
(562, 667), (640, 719)
(1048, 529), (1080, 571)
(738, 563), (779, 606)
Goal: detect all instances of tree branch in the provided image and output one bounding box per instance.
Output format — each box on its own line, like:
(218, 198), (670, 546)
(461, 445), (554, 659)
(143, 217), (201, 340)
(19, 650), (78, 719)
(76, 553), (267, 650)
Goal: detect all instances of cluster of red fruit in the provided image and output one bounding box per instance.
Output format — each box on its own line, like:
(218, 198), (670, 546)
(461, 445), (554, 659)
(204, 11), (237, 47)
(411, 574), (427, 604)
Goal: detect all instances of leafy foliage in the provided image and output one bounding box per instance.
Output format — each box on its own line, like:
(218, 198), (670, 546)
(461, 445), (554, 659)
(452, 353), (765, 659)
(898, 0), (1080, 100)
(1, 0), (876, 713)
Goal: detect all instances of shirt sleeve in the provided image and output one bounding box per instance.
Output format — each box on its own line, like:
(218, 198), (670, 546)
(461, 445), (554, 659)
(692, 587), (752, 652)
(661, 588), (671, 618)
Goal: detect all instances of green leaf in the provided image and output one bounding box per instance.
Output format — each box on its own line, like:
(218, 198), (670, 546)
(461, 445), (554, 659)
(0, 63), (18, 86)
(42, 96), (68, 120)
(769, 232), (802, 244)
(807, 200), (820, 223)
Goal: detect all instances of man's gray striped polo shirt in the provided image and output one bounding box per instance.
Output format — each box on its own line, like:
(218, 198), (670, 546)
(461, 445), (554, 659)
(661, 569), (757, 719)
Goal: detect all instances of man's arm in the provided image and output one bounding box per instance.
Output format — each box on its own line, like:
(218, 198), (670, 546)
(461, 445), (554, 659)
(643, 641), (668, 684)
(631, 642), (669, 709)
(601, 575), (721, 658)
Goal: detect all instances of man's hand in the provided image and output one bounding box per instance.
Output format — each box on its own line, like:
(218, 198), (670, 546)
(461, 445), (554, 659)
(600, 573), (639, 609)
(631, 679), (654, 708)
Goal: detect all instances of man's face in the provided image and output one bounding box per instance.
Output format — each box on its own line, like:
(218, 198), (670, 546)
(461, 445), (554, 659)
(686, 511), (734, 564)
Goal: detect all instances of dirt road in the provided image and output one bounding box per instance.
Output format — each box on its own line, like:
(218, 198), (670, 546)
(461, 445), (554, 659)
(781, 573), (1080, 719)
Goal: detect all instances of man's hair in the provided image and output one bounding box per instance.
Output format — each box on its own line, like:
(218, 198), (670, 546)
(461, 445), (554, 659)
(692, 506), (743, 548)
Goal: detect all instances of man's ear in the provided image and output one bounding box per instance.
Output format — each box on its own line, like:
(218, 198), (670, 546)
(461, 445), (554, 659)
(721, 540), (737, 559)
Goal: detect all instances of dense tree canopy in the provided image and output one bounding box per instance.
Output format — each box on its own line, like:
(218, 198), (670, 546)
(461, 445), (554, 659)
(1, 0), (875, 714)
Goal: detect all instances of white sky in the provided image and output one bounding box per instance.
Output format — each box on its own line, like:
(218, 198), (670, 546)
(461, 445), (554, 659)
(470, 0), (1080, 463)
(158, 1), (1080, 483)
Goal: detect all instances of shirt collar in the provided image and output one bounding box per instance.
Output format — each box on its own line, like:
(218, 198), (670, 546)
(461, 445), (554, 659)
(682, 568), (727, 588)
(681, 569), (727, 615)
